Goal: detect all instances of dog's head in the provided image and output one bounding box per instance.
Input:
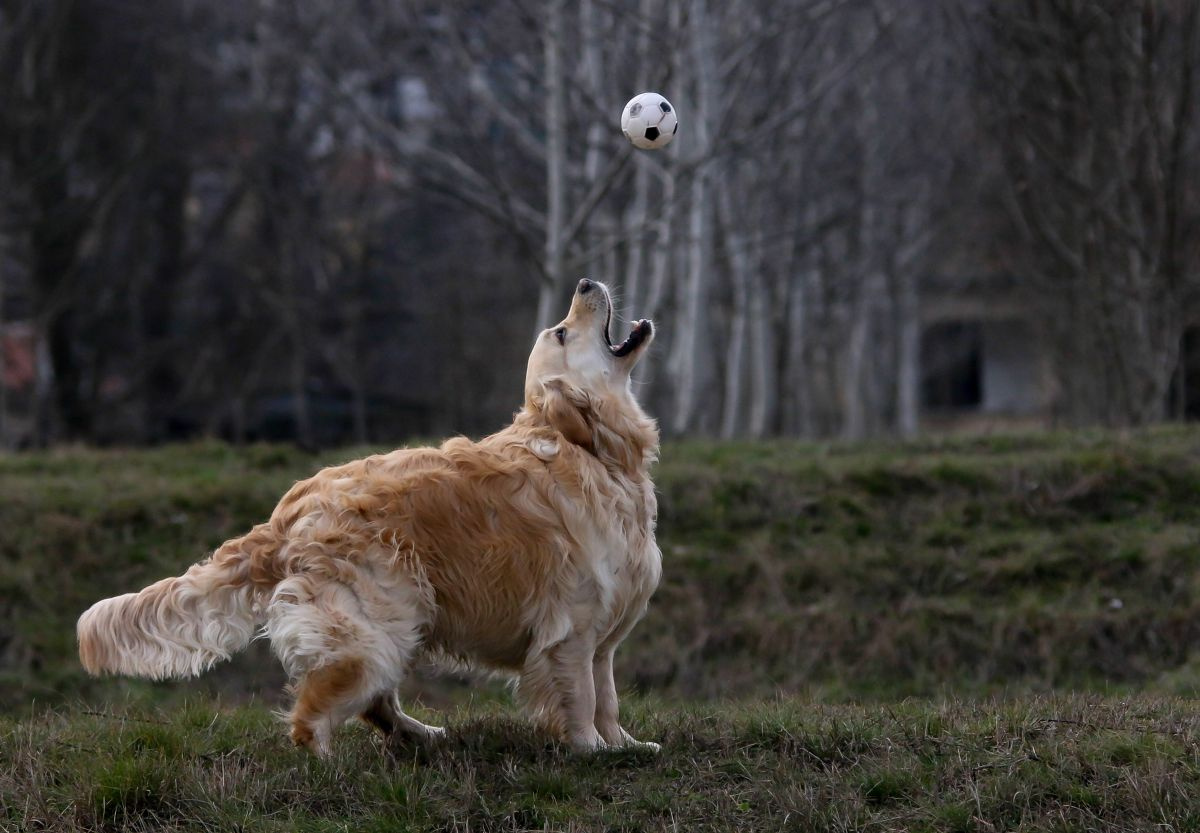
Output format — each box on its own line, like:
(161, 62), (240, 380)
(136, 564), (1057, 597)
(523, 279), (657, 472)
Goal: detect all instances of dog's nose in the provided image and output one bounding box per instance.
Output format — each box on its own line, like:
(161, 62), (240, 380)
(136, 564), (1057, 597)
(577, 278), (594, 295)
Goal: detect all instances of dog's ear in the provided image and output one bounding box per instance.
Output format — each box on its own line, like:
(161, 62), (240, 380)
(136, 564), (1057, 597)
(541, 378), (594, 452)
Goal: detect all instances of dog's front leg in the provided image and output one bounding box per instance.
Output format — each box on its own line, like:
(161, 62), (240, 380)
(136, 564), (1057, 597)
(521, 635), (605, 752)
(593, 650), (661, 752)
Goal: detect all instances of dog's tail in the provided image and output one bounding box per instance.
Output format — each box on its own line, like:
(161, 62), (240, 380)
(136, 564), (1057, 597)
(77, 524), (281, 680)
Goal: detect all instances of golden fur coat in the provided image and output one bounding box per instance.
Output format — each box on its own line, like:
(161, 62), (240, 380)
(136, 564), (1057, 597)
(78, 280), (662, 756)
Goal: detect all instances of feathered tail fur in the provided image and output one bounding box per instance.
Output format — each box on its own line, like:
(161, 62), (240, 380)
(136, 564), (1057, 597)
(77, 524), (279, 679)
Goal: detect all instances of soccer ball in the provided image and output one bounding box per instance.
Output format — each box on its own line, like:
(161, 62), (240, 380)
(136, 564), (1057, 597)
(621, 92), (678, 150)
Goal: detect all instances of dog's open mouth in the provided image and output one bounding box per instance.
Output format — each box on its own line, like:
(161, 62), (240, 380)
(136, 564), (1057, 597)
(597, 288), (651, 358)
(609, 319), (653, 358)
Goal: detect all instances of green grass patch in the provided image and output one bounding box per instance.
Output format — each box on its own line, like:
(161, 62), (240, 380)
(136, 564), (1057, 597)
(3, 428), (1200, 712)
(5, 696), (1200, 832)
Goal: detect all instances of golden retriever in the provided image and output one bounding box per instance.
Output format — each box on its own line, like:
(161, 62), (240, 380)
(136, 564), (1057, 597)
(77, 279), (661, 757)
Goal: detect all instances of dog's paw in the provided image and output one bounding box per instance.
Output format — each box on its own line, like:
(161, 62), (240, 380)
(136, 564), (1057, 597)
(569, 732), (608, 754)
(600, 735), (660, 755)
(417, 726), (449, 750)
(383, 725), (449, 761)
(623, 739), (661, 753)
(611, 728), (660, 753)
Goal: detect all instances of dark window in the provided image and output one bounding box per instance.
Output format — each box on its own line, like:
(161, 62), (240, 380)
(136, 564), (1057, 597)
(921, 321), (982, 411)
(1169, 326), (1200, 421)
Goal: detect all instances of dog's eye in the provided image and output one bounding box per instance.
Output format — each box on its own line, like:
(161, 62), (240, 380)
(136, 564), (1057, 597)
(554, 327), (566, 345)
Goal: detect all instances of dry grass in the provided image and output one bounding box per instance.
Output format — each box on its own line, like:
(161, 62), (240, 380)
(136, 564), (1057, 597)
(5, 431), (1200, 830)
(5, 695), (1200, 832)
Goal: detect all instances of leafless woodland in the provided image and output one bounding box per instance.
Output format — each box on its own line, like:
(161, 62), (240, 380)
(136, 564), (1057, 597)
(1, 0), (1198, 447)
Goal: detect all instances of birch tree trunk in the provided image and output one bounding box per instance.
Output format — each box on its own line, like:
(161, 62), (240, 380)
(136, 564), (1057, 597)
(842, 282), (873, 441)
(620, 0), (655, 315)
(643, 161), (677, 322)
(538, 0), (567, 331)
(579, 0), (611, 287)
(717, 178), (748, 438)
(746, 252), (774, 438)
(623, 157), (649, 313)
(895, 270), (920, 437)
(842, 71), (883, 441)
(720, 280), (748, 438)
(783, 249), (815, 437)
(279, 234), (313, 449)
(644, 0), (682, 327)
(669, 0), (716, 435)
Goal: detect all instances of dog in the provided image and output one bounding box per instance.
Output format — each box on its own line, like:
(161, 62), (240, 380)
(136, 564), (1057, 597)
(77, 279), (661, 757)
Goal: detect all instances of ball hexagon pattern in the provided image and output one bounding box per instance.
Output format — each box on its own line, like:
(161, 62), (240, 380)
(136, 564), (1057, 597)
(620, 92), (678, 150)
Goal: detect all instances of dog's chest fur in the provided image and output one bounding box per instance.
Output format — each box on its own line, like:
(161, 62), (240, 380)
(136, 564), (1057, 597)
(575, 470), (661, 637)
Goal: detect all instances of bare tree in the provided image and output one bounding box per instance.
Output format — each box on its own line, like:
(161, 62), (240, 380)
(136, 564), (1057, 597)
(4, 0), (1191, 447)
(973, 0), (1200, 426)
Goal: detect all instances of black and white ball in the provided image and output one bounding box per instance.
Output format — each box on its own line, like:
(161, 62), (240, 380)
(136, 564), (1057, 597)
(620, 92), (678, 150)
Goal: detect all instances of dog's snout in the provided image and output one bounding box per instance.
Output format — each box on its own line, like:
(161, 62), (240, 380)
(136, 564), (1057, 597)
(577, 278), (594, 295)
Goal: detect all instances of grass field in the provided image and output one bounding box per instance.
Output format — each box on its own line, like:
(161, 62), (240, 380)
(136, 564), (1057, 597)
(4, 428), (1200, 708)
(6, 695), (1200, 832)
(3, 429), (1200, 830)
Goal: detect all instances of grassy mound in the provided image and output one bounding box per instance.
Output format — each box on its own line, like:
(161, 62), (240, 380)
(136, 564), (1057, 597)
(2, 427), (1200, 709)
(5, 695), (1200, 832)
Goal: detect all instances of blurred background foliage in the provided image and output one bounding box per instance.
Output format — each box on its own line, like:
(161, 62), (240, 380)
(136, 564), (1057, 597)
(1, 0), (1198, 449)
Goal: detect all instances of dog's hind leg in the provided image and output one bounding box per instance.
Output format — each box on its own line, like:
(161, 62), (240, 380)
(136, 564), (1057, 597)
(269, 574), (428, 757)
(361, 692), (446, 754)
(289, 657), (379, 757)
